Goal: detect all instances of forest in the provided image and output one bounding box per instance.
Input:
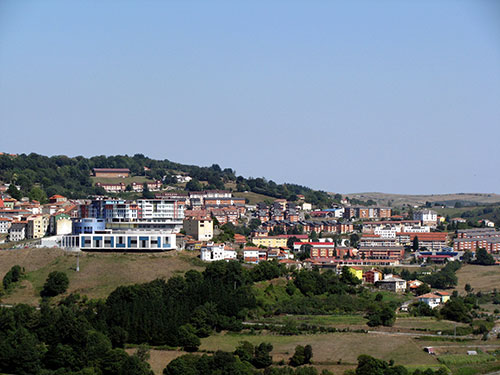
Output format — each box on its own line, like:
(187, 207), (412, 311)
(0, 153), (335, 206)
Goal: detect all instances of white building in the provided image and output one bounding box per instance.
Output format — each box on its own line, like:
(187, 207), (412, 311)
(417, 293), (442, 309)
(175, 175), (192, 183)
(376, 275), (407, 293)
(200, 243), (237, 262)
(61, 230), (177, 251)
(374, 226), (397, 238)
(414, 210), (438, 226)
(243, 248), (260, 263)
(9, 222), (26, 242)
(301, 203), (312, 211)
(402, 225), (431, 233)
(0, 217), (12, 233)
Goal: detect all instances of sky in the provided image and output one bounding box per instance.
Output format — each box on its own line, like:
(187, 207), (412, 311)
(1, 0), (499, 195)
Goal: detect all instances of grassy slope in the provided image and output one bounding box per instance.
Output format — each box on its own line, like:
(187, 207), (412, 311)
(0, 248), (204, 304)
(454, 264), (500, 293)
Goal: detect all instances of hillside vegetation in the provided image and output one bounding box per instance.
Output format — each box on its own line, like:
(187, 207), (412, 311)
(0, 153), (335, 206)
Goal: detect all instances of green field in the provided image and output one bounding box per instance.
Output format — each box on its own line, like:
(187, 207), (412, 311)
(233, 191), (276, 205)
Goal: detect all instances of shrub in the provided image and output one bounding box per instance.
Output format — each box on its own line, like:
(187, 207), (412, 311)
(41, 271), (69, 297)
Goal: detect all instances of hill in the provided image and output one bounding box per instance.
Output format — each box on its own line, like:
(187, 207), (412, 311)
(346, 192), (500, 207)
(0, 248), (204, 304)
(0, 153), (335, 207)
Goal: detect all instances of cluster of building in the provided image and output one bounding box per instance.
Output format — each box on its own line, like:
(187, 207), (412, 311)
(453, 228), (500, 253)
(0, 194), (78, 243)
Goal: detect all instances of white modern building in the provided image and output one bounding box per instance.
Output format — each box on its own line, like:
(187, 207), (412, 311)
(61, 230), (177, 251)
(200, 243), (237, 262)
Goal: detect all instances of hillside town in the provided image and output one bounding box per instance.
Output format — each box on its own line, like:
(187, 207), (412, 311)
(1, 168), (499, 278)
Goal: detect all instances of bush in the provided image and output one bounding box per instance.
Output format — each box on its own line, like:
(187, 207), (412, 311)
(41, 271), (69, 297)
(2, 265), (23, 290)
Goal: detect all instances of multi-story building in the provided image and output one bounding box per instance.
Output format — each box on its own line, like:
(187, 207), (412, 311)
(93, 168), (130, 178)
(252, 235), (288, 248)
(61, 230), (176, 251)
(397, 232), (448, 250)
(0, 217), (12, 233)
(183, 218), (213, 241)
(9, 221), (27, 241)
(414, 209), (438, 226)
(81, 198), (184, 233)
(26, 215), (49, 239)
(344, 206), (392, 220)
(72, 218), (107, 234)
(49, 213), (73, 235)
(357, 246), (405, 261)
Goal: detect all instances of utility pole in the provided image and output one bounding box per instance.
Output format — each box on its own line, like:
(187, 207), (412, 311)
(76, 252), (80, 272)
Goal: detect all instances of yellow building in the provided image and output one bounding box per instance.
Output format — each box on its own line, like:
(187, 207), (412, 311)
(183, 218), (213, 241)
(347, 266), (364, 280)
(251, 236), (288, 248)
(435, 291), (451, 303)
(27, 214), (49, 239)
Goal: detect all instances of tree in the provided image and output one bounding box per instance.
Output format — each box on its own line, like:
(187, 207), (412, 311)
(464, 283), (472, 294)
(414, 283), (431, 296)
(289, 345), (306, 367)
(6, 184), (22, 200)
(234, 341), (254, 363)
(185, 179), (202, 192)
(412, 236), (419, 251)
(475, 248), (495, 265)
(41, 271), (69, 297)
(252, 342), (273, 368)
(2, 265), (23, 290)
(28, 186), (47, 203)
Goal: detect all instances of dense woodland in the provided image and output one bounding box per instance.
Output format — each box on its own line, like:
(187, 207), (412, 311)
(0, 153), (335, 206)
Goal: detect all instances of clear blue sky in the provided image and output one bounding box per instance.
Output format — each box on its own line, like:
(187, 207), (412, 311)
(1, 0), (499, 194)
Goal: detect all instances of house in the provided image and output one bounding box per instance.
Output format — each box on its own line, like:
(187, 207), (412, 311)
(417, 293), (442, 309)
(243, 247), (260, 263)
(49, 195), (67, 204)
(408, 280), (424, 291)
(234, 233), (246, 244)
(376, 275), (407, 293)
(363, 268), (383, 284)
(95, 182), (126, 193)
(347, 266), (363, 280)
(200, 243), (237, 262)
(93, 168), (130, 178)
(435, 291), (451, 303)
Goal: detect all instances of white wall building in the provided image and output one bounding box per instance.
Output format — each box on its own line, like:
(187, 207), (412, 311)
(200, 243), (237, 262)
(0, 218), (12, 233)
(9, 222), (26, 242)
(414, 210), (438, 226)
(61, 231), (177, 251)
(374, 226), (397, 238)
